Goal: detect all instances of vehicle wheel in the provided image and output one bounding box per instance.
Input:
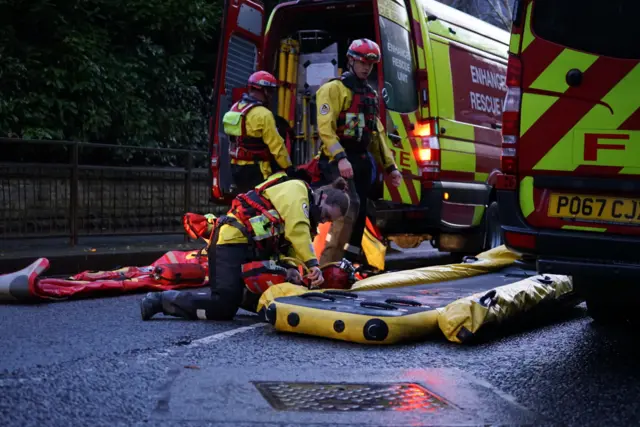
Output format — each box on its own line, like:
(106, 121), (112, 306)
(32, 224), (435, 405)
(586, 297), (626, 325)
(483, 201), (503, 250)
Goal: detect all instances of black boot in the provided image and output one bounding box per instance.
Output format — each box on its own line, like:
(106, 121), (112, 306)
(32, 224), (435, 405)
(140, 292), (163, 320)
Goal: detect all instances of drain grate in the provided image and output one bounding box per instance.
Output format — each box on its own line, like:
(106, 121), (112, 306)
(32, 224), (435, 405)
(253, 381), (451, 412)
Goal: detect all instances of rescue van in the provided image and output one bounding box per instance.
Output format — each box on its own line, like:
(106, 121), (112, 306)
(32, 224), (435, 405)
(209, 0), (510, 255)
(496, 0), (640, 321)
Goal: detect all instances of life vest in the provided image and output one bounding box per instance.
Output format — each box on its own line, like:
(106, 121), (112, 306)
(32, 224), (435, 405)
(223, 94), (272, 161)
(333, 72), (379, 152)
(217, 174), (319, 259)
(241, 260), (289, 294)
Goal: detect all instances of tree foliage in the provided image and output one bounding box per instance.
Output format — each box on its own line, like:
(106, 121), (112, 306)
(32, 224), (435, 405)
(0, 0), (221, 153)
(0, 0), (514, 160)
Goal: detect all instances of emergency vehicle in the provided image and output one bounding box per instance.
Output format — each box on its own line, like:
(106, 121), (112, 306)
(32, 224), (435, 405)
(209, 0), (510, 256)
(496, 0), (640, 322)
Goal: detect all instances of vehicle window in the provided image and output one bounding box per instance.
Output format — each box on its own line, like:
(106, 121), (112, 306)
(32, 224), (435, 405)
(379, 16), (419, 113)
(532, 0), (640, 60)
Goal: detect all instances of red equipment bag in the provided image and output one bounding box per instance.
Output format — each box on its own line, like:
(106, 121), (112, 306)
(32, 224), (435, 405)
(317, 264), (352, 290)
(241, 260), (289, 294)
(153, 263), (207, 286)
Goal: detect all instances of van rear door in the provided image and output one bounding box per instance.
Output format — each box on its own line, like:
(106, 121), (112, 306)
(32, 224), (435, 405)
(373, 0), (423, 207)
(514, 0), (640, 234)
(209, 0), (265, 201)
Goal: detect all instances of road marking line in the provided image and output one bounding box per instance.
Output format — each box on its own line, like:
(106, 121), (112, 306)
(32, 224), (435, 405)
(137, 323), (269, 364)
(186, 323), (269, 348)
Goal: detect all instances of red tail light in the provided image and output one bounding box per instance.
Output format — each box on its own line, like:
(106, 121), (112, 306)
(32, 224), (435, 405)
(504, 231), (536, 250)
(506, 55), (522, 87)
(500, 54), (522, 176)
(411, 119), (440, 184)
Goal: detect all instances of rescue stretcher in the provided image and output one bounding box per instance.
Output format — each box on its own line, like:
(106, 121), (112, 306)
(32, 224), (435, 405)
(259, 246), (581, 345)
(0, 249), (209, 303)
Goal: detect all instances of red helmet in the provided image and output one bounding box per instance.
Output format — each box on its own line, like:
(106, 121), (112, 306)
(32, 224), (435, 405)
(248, 71), (278, 91)
(347, 38), (381, 64)
(317, 265), (351, 290)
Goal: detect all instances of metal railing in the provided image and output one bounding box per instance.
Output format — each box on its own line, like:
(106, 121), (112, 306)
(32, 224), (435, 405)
(0, 138), (226, 246)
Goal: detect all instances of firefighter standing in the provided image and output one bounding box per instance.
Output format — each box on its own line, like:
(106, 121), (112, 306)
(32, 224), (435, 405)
(140, 173), (350, 321)
(315, 38), (402, 264)
(224, 71), (294, 193)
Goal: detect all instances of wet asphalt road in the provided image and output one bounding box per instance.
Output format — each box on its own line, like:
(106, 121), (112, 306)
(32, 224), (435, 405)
(2, 249), (640, 426)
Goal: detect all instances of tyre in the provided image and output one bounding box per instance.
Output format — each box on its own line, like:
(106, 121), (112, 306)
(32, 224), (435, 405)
(483, 201), (503, 250)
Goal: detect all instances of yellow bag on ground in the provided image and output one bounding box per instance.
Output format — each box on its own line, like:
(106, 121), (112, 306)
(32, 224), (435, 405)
(362, 227), (386, 271)
(437, 274), (575, 344)
(352, 245), (518, 291)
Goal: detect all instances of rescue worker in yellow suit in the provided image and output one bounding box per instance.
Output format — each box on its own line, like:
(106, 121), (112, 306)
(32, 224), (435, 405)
(315, 38), (403, 264)
(139, 172), (350, 321)
(225, 71), (295, 193)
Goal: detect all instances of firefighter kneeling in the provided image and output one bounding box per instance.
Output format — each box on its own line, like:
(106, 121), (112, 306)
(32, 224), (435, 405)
(140, 172), (350, 321)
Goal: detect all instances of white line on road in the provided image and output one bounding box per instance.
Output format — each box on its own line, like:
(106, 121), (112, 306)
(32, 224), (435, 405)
(185, 323), (269, 348)
(137, 322), (269, 364)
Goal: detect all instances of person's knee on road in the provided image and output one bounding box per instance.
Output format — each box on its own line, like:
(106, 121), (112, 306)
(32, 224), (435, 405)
(141, 243), (249, 321)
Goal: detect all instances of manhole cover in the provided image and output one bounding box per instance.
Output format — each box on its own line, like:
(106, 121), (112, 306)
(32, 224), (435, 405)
(253, 381), (452, 412)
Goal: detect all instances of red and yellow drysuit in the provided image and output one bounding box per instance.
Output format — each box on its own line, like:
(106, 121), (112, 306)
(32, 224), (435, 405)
(315, 72), (397, 263)
(223, 94), (294, 192)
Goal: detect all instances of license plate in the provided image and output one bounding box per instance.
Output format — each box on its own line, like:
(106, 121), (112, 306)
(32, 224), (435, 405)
(548, 193), (640, 225)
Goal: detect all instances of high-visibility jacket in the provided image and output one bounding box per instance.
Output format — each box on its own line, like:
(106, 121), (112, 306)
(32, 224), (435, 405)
(216, 172), (320, 268)
(223, 94), (293, 178)
(315, 73), (397, 174)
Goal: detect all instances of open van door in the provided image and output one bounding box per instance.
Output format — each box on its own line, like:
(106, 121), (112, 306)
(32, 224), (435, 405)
(372, 0), (424, 211)
(209, 0), (265, 202)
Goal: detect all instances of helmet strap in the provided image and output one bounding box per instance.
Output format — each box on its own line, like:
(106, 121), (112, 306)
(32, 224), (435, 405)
(250, 87), (268, 104)
(347, 58), (367, 81)
(347, 57), (355, 74)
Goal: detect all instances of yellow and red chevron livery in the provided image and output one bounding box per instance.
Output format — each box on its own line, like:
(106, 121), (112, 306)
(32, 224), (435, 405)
(497, 0), (640, 289)
(210, 0), (510, 255)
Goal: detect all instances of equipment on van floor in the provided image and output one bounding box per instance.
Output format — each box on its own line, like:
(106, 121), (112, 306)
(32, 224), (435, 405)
(276, 33), (340, 167)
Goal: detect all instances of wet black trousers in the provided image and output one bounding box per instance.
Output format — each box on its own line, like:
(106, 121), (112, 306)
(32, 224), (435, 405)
(317, 151), (374, 249)
(158, 242), (256, 320)
(231, 164), (263, 194)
